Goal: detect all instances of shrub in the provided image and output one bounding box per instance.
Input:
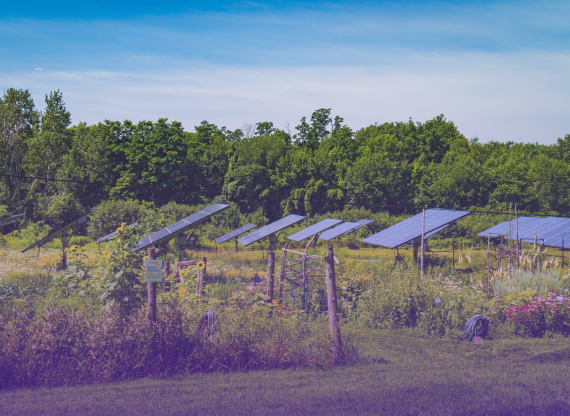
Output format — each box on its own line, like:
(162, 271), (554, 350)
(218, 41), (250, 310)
(87, 199), (154, 240)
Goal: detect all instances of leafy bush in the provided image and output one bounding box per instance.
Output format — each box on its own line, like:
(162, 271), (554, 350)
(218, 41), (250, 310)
(87, 199), (154, 240)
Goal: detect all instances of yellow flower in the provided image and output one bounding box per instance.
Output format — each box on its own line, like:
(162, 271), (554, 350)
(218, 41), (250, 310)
(103, 251), (111, 258)
(197, 260), (206, 269)
(179, 289), (186, 298)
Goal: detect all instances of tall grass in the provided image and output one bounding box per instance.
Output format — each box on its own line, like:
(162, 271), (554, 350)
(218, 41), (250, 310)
(0, 302), (358, 389)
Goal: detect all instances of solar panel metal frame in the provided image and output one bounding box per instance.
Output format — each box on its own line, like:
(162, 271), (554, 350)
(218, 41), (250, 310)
(133, 204), (229, 252)
(215, 223), (257, 244)
(287, 218), (343, 242)
(402, 224), (449, 246)
(362, 209), (471, 249)
(318, 222), (361, 241)
(22, 208), (97, 253)
(96, 222), (139, 244)
(340, 218), (374, 235)
(237, 214), (306, 247)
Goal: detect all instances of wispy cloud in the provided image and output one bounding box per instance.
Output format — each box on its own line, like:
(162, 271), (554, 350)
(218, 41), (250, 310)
(0, 0), (568, 143)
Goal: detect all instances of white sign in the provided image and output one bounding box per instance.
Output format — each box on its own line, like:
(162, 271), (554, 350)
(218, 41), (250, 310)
(145, 259), (163, 282)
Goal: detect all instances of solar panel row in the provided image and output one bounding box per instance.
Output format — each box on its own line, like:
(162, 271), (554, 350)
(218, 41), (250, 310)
(133, 204), (229, 252)
(96, 222), (139, 244)
(22, 208), (97, 253)
(478, 216), (570, 248)
(238, 214), (305, 247)
(318, 222), (360, 241)
(287, 218), (343, 242)
(362, 209), (470, 249)
(340, 219), (374, 235)
(215, 223), (257, 244)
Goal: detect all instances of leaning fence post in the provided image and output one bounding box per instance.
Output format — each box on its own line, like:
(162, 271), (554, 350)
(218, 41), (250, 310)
(325, 245), (343, 360)
(147, 248), (157, 322)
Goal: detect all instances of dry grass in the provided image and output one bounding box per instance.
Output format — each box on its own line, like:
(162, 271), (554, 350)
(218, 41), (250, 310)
(0, 249), (60, 280)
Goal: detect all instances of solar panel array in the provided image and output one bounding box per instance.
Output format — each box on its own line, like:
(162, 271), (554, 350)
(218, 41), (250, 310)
(341, 218), (374, 235)
(287, 218), (343, 242)
(478, 216), (570, 248)
(133, 204), (229, 252)
(96, 222), (139, 244)
(362, 209), (471, 249)
(22, 208), (97, 253)
(215, 223), (257, 244)
(237, 214), (305, 247)
(318, 222), (360, 241)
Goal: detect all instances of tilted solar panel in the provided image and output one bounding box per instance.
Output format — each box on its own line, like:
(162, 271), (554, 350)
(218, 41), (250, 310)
(402, 224), (449, 246)
(477, 216), (570, 248)
(362, 209), (470, 249)
(341, 218), (374, 235)
(215, 223), (257, 244)
(96, 222), (139, 244)
(287, 218), (343, 242)
(0, 212), (26, 226)
(318, 222), (360, 241)
(237, 214), (305, 247)
(22, 208), (97, 253)
(133, 204), (229, 252)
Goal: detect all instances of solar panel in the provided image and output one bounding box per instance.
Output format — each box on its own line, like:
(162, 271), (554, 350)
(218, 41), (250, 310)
(402, 225), (449, 246)
(477, 216), (570, 248)
(133, 204), (229, 252)
(287, 218), (343, 242)
(22, 208), (97, 253)
(0, 212), (26, 227)
(362, 209), (470, 249)
(96, 222), (139, 244)
(341, 219), (374, 235)
(215, 223), (257, 244)
(237, 214), (306, 247)
(318, 222), (360, 241)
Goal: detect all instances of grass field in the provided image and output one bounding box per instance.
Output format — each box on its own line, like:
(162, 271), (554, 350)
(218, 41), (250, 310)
(1, 327), (569, 416)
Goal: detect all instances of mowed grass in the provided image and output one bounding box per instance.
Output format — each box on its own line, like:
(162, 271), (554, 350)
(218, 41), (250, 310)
(1, 328), (569, 416)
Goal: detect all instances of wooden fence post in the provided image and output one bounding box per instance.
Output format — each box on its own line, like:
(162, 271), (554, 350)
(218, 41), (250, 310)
(163, 261), (171, 293)
(325, 245), (343, 360)
(278, 244), (287, 303)
(302, 255), (307, 311)
(147, 248), (157, 322)
(197, 256), (207, 296)
(267, 251), (275, 302)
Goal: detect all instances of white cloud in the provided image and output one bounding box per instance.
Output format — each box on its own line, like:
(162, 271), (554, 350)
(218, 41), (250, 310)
(3, 50), (569, 143)
(34, 68), (43, 70)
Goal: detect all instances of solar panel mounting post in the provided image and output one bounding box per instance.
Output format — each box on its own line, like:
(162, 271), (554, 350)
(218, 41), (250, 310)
(176, 234), (187, 261)
(61, 230), (69, 269)
(420, 209), (425, 278)
(147, 248), (157, 322)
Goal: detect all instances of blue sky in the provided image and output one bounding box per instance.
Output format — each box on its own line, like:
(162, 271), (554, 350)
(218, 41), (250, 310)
(1, 0), (568, 143)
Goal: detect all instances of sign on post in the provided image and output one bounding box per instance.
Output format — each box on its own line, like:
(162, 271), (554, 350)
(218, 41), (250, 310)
(145, 259), (163, 282)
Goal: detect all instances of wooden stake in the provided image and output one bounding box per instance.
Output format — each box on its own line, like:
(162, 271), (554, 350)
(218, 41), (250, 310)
(147, 248), (157, 322)
(278, 244), (287, 303)
(452, 238), (455, 269)
(302, 255), (308, 311)
(325, 245), (343, 361)
(197, 256), (207, 296)
(487, 232), (490, 300)
(163, 261), (171, 293)
(267, 251), (275, 302)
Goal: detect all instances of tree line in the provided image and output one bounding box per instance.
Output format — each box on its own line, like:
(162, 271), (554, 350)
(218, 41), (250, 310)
(2, 88), (570, 232)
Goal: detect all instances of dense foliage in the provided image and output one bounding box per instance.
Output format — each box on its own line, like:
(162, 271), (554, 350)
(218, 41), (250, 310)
(2, 88), (569, 232)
